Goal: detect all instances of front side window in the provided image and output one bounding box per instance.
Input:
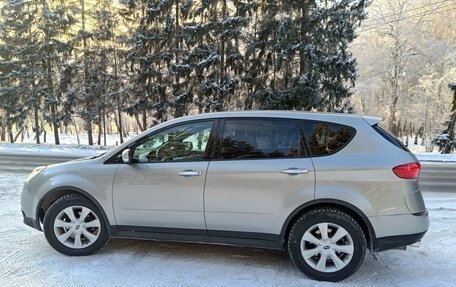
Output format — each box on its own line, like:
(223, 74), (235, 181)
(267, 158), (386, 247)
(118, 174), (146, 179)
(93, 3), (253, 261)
(220, 119), (305, 159)
(133, 121), (213, 163)
(303, 121), (355, 156)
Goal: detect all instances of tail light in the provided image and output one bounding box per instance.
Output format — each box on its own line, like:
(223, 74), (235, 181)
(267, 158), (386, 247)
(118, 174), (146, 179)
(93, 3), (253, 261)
(393, 162), (421, 179)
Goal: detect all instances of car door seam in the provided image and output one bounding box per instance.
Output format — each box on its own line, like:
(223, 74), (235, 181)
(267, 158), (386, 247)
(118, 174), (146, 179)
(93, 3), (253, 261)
(111, 164), (121, 226)
(202, 161), (211, 233)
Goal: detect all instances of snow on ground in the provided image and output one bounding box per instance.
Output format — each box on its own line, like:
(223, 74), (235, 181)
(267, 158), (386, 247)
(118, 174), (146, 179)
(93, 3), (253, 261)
(415, 153), (456, 162)
(0, 172), (455, 287)
(0, 143), (109, 158)
(18, 133), (134, 147)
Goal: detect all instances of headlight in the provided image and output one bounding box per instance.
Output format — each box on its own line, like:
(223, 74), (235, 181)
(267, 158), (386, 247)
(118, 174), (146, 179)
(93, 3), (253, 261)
(27, 166), (46, 181)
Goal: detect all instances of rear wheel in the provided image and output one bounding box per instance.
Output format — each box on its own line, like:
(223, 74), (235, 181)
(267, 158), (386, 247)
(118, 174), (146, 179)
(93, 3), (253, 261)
(43, 194), (109, 256)
(287, 208), (366, 282)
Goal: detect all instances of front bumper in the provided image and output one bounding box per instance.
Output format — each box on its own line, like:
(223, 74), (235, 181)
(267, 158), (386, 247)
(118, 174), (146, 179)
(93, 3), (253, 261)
(22, 211), (41, 230)
(21, 183), (42, 231)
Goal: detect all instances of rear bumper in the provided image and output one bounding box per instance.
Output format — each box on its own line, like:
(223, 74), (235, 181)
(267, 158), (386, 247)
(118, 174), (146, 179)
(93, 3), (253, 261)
(369, 210), (429, 251)
(373, 231), (426, 251)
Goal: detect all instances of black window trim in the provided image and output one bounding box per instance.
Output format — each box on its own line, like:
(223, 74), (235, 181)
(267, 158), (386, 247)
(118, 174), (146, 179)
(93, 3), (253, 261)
(212, 117), (310, 162)
(104, 118), (220, 164)
(301, 119), (357, 158)
(104, 116), (357, 163)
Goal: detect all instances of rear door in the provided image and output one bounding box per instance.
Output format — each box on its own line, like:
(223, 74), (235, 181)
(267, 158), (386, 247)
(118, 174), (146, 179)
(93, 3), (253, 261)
(203, 118), (315, 238)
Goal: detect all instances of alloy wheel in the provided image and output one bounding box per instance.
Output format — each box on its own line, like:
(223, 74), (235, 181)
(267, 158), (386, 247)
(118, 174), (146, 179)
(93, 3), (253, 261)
(53, 205), (101, 249)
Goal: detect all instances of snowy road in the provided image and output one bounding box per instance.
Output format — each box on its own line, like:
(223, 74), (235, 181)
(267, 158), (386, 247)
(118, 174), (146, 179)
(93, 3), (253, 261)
(1, 172), (455, 287)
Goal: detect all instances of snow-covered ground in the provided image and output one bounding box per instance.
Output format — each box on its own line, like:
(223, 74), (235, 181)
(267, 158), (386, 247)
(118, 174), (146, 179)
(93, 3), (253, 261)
(0, 143), (109, 158)
(1, 172), (455, 287)
(415, 153), (456, 162)
(18, 133), (134, 147)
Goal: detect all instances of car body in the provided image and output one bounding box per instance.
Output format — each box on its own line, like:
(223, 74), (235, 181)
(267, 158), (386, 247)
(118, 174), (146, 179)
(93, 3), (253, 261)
(21, 111), (429, 281)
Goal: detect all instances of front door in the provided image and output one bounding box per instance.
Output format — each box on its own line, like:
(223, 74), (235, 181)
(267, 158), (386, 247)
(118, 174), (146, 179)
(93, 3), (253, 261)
(113, 120), (215, 231)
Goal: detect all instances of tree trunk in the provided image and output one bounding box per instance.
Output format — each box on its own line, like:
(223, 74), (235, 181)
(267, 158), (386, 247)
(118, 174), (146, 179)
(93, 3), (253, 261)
(45, 56), (60, 145)
(97, 108), (102, 145)
(114, 111), (121, 143)
(117, 105), (124, 144)
(134, 114), (144, 132)
(8, 127), (13, 143)
(50, 104), (60, 145)
(0, 117), (5, 141)
(218, 0), (227, 111)
(111, 24), (123, 144)
(102, 108), (107, 146)
(87, 121), (93, 145)
(142, 109), (147, 131)
(74, 123), (80, 145)
(34, 106), (40, 144)
(13, 127), (24, 143)
(81, 0), (93, 145)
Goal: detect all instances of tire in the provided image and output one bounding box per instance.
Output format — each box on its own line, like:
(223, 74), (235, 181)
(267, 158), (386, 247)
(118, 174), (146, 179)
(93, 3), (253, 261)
(43, 194), (109, 256)
(287, 208), (366, 282)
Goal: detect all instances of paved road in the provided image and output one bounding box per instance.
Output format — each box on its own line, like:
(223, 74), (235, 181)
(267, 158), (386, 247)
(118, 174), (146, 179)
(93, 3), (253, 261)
(0, 152), (85, 172)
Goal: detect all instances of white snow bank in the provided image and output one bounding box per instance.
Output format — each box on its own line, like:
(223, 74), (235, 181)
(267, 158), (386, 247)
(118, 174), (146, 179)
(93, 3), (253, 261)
(18, 133), (134, 146)
(0, 143), (110, 158)
(415, 153), (456, 162)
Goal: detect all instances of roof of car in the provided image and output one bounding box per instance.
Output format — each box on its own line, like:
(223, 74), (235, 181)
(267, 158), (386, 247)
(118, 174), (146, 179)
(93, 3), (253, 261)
(169, 110), (381, 125)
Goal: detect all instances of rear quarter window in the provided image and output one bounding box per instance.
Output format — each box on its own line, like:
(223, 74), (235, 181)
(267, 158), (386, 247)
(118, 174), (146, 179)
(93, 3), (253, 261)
(372, 124), (410, 152)
(303, 121), (356, 156)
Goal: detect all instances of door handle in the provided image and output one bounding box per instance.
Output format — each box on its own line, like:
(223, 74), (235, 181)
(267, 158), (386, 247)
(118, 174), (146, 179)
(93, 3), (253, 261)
(177, 170), (202, 176)
(280, 168), (309, 175)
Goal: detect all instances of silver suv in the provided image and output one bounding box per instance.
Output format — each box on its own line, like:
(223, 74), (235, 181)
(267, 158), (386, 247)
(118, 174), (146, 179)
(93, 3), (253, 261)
(21, 111), (429, 281)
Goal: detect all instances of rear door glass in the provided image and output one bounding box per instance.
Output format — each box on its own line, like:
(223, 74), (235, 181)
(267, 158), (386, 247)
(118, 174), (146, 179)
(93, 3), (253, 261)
(303, 121), (356, 156)
(220, 119), (306, 159)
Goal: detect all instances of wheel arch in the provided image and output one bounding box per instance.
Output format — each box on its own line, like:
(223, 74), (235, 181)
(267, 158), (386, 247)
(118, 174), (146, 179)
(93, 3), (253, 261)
(36, 186), (114, 235)
(280, 199), (376, 250)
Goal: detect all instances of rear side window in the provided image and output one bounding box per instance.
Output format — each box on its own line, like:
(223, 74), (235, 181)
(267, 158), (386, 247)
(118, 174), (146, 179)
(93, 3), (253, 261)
(372, 124), (410, 151)
(303, 121), (355, 156)
(220, 119), (305, 159)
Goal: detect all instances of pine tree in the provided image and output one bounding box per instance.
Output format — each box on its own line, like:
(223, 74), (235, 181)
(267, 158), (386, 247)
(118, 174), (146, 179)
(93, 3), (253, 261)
(0, 0), (36, 143)
(433, 82), (456, 154)
(120, 0), (174, 130)
(1, 0), (371, 144)
(245, 0), (366, 112)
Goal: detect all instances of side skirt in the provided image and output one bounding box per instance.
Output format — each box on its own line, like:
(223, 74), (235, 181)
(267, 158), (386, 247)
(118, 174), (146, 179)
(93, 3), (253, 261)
(110, 225), (284, 250)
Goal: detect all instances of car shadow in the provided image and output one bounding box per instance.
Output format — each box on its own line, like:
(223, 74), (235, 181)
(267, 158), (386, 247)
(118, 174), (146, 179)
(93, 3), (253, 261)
(101, 238), (406, 284)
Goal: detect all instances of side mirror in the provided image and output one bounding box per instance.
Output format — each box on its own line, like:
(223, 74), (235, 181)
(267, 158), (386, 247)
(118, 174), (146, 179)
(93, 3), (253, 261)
(122, 149), (132, 164)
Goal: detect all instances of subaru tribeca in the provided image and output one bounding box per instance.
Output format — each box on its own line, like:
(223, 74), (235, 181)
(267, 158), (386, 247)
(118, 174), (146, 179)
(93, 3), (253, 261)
(21, 111), (429, 282)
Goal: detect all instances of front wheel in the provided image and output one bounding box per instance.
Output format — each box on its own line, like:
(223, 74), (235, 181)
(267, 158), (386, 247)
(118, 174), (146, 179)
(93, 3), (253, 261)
(287, 208), (366, 282)
(43, 194), (109, 256)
